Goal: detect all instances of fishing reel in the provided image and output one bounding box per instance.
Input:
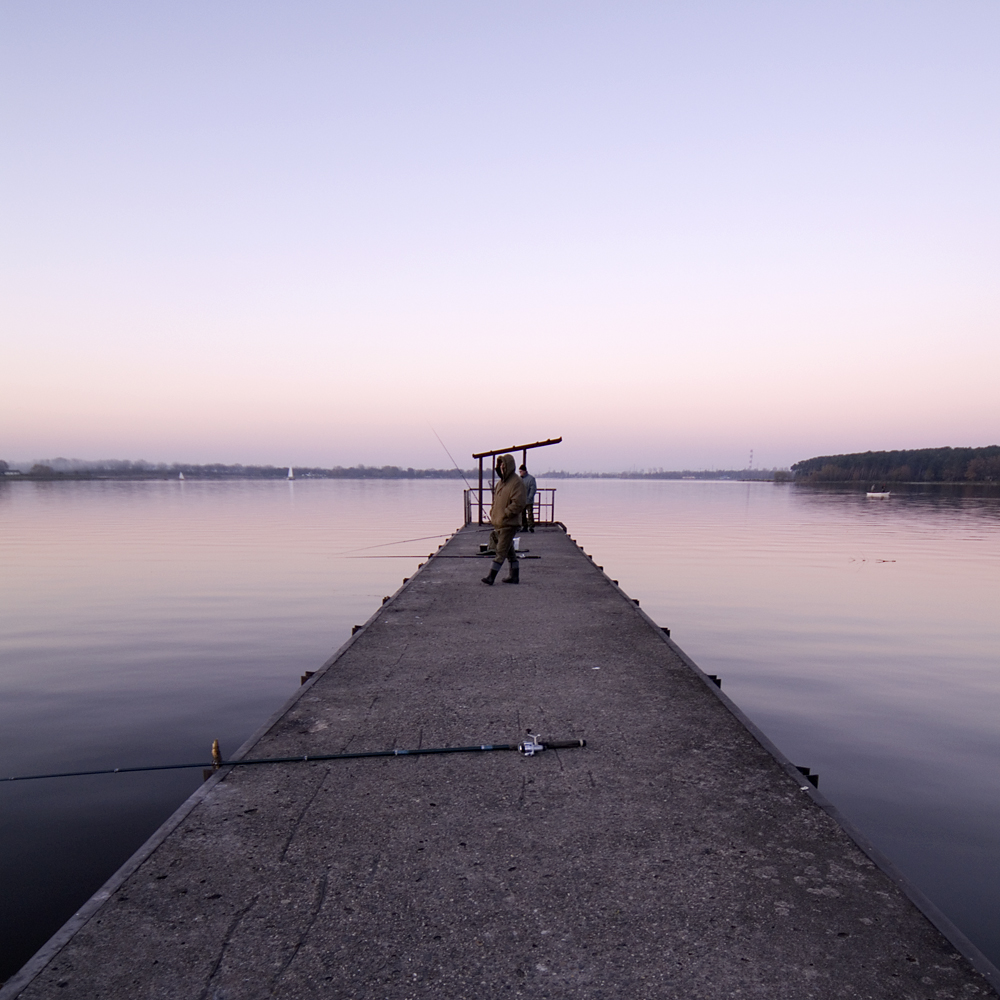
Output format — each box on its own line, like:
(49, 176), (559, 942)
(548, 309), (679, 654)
(517, 734), (586, 756)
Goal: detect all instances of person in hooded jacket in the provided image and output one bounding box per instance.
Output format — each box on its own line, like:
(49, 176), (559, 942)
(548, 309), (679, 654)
(482, 453), (527, 585)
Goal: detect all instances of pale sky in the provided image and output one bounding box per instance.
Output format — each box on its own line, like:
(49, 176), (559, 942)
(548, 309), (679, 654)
(2, 2), (998, 472)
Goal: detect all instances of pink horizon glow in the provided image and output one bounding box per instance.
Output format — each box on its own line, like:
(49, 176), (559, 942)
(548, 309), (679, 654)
(3, 3), (998, 473)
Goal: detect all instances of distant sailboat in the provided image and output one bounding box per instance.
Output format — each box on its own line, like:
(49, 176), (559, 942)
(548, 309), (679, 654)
(287, 467), (294, 480)
(178, 472), (185, 481)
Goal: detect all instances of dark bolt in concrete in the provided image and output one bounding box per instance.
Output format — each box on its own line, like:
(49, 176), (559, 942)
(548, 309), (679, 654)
(4, 525), (997, 999)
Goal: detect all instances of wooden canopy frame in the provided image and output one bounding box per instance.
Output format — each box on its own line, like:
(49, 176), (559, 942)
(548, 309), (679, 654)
(472, 437), (562, 523)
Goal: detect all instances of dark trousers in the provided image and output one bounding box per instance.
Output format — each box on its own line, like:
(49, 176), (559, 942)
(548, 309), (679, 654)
(489, 526), (518, 564)
(522, 502), (535, 530)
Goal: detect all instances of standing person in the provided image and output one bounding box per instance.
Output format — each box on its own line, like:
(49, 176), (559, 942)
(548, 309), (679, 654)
(482, 453), (527, 585)
(519, 463), (537, 532)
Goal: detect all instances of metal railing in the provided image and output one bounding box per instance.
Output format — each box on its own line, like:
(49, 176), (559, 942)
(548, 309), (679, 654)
(464, 489), (557, 527)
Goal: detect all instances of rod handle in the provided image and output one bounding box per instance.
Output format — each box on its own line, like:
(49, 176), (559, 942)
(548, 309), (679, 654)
(542, 739), (586, 750)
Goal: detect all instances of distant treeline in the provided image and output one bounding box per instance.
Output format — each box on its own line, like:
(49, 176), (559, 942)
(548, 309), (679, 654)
(536, 469), (783, 481)
(792, 446), (1000, 483)
(12, 451), (997, 483)
(0, 459), (475, 480)
(1, 458), (787, 482)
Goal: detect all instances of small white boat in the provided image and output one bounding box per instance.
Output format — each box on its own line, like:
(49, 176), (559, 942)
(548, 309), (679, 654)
(287, 467), (294, 480)
(866, 485), (890, 498)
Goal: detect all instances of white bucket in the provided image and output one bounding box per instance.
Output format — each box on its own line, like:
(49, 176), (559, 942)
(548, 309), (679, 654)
(513, 536), (520, 551)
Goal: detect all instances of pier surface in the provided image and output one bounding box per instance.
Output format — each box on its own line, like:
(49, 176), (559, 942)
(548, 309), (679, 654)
(5, 525), (997, 999)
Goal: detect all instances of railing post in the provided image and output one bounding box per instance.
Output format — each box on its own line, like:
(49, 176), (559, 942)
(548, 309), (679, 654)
(478, 458), (483, 524)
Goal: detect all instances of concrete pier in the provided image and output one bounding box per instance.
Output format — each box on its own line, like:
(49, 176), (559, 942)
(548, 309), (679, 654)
(4, 524), (997, 999)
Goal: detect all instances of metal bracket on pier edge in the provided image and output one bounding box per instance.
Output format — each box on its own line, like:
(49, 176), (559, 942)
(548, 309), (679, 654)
(796, 765), (819, 787)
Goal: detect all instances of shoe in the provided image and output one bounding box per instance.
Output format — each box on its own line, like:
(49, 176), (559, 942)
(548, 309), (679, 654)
(502, 563), (520, 584)
(482, 566), (499, 585)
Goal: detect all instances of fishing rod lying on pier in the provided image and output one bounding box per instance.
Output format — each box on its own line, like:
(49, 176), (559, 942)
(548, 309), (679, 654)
(5, 735), (586, 783)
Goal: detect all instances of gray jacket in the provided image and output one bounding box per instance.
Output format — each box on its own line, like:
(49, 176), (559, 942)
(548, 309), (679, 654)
(521, 471), (537, 504)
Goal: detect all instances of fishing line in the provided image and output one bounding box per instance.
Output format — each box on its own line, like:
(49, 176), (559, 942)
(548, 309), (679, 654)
(5, 737), (586, 783)
(333, 533), (452, 556)
(431, 427), (473, 490)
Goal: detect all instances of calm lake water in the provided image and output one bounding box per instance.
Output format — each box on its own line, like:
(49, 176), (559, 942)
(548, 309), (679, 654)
(1, 478), (998, 981)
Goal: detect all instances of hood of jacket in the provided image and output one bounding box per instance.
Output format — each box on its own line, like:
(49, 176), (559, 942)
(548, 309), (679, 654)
(496, 453), (517, 480)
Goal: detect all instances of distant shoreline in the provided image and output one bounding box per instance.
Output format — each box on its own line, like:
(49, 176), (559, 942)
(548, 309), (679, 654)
(1, 461), (783, 482)
(791, 445), (999, 484)
(3, 444), (997, 484)
(3, 471), (997, 489)
(2, 468), (779, 483)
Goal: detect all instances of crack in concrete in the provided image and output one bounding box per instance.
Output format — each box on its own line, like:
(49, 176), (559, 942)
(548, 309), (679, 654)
(267, 873), (330, 998)
(279, 768), (331, 864)
(196, 893), (260, 1000)
(278, 768), (330, 865)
